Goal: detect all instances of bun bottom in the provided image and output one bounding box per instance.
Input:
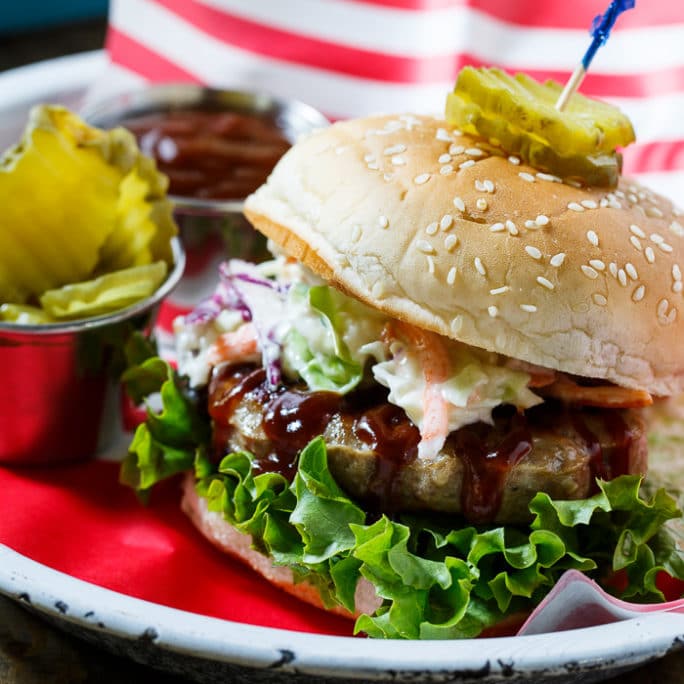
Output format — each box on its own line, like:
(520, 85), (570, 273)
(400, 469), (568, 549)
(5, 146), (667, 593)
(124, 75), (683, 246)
(180, 473), (380, 618)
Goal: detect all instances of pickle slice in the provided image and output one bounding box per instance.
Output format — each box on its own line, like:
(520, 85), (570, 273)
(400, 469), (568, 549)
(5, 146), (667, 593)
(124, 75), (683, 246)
(40, 261), (168, 320)
(0, 303), (54, 324)
(446, 67), (635, 185)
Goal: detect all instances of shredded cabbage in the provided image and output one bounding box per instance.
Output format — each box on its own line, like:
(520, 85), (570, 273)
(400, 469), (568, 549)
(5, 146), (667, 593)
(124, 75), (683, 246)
(175, 258), (541, 448)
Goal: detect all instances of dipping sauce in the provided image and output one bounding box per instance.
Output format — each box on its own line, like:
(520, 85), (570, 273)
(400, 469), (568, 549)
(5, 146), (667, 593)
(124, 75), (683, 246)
(122, 109), (292, 200)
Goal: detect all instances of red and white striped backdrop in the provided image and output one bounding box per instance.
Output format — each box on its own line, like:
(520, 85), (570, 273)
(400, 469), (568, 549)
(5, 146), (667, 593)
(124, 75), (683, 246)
(101, 0), (684, 199)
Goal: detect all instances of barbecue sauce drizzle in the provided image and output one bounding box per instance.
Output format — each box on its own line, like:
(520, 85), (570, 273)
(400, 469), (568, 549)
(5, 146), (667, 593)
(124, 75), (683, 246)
(208, 365), (638, 523)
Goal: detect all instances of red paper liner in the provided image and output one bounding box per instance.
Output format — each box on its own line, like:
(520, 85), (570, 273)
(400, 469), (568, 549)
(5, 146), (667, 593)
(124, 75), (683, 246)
(0, 460), (353, 636)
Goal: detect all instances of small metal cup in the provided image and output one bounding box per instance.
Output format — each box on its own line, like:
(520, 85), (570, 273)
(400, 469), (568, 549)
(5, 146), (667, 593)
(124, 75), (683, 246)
(81, 85), (329, 268)
(0, 239), (185, 466)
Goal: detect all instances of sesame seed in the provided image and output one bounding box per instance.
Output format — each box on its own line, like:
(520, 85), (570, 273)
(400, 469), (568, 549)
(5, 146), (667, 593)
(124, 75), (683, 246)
(581, 200), (598, 209)
(535, 214), (550, 227)
(391, 155), (406, 166)
(520, 304), (537, 313)
(490, 286), (510, 295)
(536, 172), (561, 183)
(440, 214), (454, 231)
(351, 225), (362, 242)
(626, 263), (638, 280)
(670, 220), (684, 237)
(609, 262), (618, 278)
(630, 236), (643, 251)
(476, 198), (488, 211)
(506, 220), (519, 236)
(484, 179), (495, 193)
(459, 160), (476, 170)
(630, 224), (646, 238)
(438, 153), (452, 164)
(489, 222), (505, 233)
(378, 215), (389, 229)
(645, 246), (656, 263)
(364, 154), (375, 163)
(646, 206), (664, 218)
(440, 164), (454, 175)
(618, 269), (628, 287)
(474, 257), (487, 276)
(417, 240), (435, 254)
(673, 264), (682, 281)
(524, 220), (536, 229)
(475, 180), (487, 192)
(427, 256), (435, 274)
(425, 222), (439, 235)
(451, 316), (464, 334)
(550, 253), (566, 268)
(519, 172), (536, 182)
(384, 144), (406, 156)
(449, 144), (465, 155)
(414, 173), (431, 185)
(383, 173), (394, 182)
(466, 147), (485, 157)
(632, 285), (645, 302)
(600, 198), (609, 208)
(581, 265), (599, 279)
(436, 128), (452, 142)
(367, 162), (380, 170)
(592, 293), (608, 306)
(568, 202), (585, 212)
(587, 230), (599, 246)
(659, 242), (674, 253)
(525, 245), (542, 260)
(674, 281), (684, 294)
(488, 305), (499, 317)
(453, 197), (466, 212)
(537, 276), (554, 290)
(650, 233), (665, 244)
(508, 156), (521, 165)
(589, 259), (606, 271)
(444, 234), (459, 252)
(447, 266), (457, 285)
(658, 299), (669, 316)
(615, 190), (625, 198)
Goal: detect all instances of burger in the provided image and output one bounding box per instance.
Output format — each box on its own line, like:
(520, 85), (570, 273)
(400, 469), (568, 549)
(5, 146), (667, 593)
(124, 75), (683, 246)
(123, 113), (684, 639)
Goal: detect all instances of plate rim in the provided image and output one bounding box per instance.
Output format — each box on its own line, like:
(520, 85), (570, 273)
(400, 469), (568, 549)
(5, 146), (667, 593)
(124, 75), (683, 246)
(0, 50), (106, 105)
(1, 543), (683, 681)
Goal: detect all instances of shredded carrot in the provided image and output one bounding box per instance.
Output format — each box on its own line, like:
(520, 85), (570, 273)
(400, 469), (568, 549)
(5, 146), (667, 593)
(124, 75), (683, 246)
(384, 321), (451, 458)
(207, 322), (259, 366)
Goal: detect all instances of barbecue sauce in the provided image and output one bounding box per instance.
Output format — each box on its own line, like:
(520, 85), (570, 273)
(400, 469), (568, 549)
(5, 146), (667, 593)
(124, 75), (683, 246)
(208, 365), (640, 522)
(454, 410), (532, 524)
(122, 109), (291, 200)
(570, 408), (634, 485)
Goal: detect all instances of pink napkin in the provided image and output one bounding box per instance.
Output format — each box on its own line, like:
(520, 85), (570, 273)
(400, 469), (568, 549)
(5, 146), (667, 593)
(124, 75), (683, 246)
(519, 570), (684, 635)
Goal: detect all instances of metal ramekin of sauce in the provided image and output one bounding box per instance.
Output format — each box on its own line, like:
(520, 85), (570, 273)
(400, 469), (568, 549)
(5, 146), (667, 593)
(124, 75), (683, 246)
(82, 86), (329, 267)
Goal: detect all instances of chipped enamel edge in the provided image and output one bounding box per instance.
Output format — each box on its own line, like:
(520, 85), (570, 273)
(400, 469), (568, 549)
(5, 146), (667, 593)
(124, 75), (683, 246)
(1, 545), (683, 682)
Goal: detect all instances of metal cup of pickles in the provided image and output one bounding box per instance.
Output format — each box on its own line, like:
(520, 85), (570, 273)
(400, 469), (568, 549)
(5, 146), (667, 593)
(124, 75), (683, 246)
(81, 85), (330, 277)
(0, 104), (184, 465)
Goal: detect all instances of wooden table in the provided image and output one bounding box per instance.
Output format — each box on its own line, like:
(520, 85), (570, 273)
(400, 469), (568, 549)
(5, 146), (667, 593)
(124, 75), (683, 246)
(0, 18), (682, 684)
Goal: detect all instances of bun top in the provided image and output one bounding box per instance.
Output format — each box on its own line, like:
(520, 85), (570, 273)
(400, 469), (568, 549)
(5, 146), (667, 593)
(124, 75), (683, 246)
(245, 114), (684, 396)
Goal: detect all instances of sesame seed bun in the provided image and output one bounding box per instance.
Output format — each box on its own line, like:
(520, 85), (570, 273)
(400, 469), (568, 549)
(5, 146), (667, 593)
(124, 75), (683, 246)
(244, 114), (684, 396)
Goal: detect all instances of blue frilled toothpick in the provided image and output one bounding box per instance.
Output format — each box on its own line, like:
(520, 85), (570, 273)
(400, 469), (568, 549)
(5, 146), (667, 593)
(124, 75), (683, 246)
(555, 0), (636, 111)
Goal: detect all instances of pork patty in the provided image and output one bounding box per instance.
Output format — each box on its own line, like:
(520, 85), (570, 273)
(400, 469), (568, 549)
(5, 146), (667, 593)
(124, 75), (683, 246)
(207, 364), (648, 524)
